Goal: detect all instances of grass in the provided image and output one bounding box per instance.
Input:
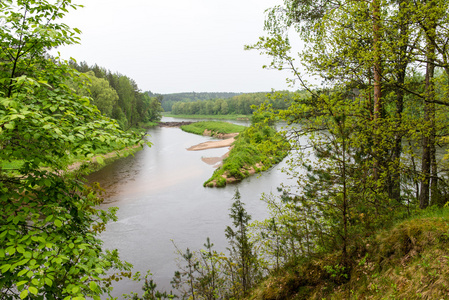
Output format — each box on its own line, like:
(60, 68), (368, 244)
(181, 121), (246, 136)
(247, 206), (449, 299)
(164, 113), (251, 120)
(204, 124), (289, 187)
(1, 139), (144, 177)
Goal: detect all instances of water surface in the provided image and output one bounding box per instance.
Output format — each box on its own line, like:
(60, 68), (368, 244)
(88, 117), (293, 296)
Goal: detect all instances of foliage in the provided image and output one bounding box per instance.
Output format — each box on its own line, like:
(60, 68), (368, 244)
(170, 92), (298, 116)
(73, 71), (119, 118)
(240, 0), (449, 296)
(180, 121), (246, 136)
(70, 61), (163, 129)
(122, 271), (176, 300)
(167, 191), (261, 299)
(248, 207), (449, 300)
(0, 1), (144, 298)
(171, 240), (231, 300)
(224, 190), (261, 297)
(160, 92), (241, 112)
(162, 113), (251, 121)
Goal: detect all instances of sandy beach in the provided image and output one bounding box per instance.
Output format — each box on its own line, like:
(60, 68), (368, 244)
(186, 133), (237, 151)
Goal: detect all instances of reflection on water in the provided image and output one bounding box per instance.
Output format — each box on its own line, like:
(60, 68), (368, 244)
(88, 117), (293, 297)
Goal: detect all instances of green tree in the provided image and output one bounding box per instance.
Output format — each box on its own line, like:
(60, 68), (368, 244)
(0, 1), (143, 298)
(72, 71), (119, 117)
(225, 190), (259, 296)
(246, 0), (449, 269)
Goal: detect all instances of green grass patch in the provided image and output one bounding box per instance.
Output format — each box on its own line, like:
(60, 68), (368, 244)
(181, 121), (246, 136)
(164, 113), (251, 121)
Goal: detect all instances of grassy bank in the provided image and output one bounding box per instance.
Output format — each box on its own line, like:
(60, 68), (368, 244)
(1, 140), (145, 177)
(247, 206), (449, 299)
(181, 121), (246, 136)
(204, 123), (289, 187)
(164, 113), (251, 121)
(67, 143), (144, 174)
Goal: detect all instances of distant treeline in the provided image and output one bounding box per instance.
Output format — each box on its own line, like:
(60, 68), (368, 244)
(170, 92), (300, 116)
(161, 92), (241, 111)
(70, 61), (163, 129)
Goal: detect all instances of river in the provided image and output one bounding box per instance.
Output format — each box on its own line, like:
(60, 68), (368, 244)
(87, 117), (294, 297)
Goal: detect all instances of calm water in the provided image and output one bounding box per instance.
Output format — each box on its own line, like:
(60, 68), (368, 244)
(88, 117), (294, 297)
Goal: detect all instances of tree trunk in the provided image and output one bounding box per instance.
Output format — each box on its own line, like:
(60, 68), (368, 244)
(389, 0), (408, 202)
(372, 0), (382, 183)
(420, 15), (436, 209)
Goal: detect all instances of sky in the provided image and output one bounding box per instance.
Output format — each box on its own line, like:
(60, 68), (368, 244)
(55, 0), (296, 94)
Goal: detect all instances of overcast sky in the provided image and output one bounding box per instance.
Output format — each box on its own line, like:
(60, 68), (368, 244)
(55, 0), (295, 94)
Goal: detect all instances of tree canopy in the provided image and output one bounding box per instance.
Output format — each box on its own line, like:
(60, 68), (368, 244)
(70, 62), (163, 129)
(0, 1), (144, 298)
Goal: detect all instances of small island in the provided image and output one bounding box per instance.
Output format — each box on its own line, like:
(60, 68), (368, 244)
(181, 121), (289, 187)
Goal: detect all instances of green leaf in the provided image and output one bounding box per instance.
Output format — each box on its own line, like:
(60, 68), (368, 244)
(1, 264), (11, 273)
(4, 122), (15, 130)
(19, 290), (28, 299)
(16, 280), (28, 287)
(89, 281), (98, 291)
(7, 247), (15, 255)
(43, 178), (52, 187)
(17, 258), (30, 266)
(96, 156), (104, 165)
(54, 219), (62, 227)
(29, 286), (38, 295)
(45, 277), (53, 287)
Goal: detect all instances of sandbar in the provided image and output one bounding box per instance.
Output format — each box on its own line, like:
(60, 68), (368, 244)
(187, 136), (236, 151)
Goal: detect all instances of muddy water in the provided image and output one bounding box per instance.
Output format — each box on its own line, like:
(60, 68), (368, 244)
(87, 117), (294, 297)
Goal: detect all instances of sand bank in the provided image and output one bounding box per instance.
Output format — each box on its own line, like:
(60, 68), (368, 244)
(187, 135), (236, 151)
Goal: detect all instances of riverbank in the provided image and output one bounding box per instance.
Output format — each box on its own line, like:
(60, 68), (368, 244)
(67, 144), (144, 174)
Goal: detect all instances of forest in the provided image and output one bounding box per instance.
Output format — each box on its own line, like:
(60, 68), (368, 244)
(2, 0), (449, 299)
(169, 92), (299, 116)
(160, 92), (241, 112)
(69, 61), (163, 129)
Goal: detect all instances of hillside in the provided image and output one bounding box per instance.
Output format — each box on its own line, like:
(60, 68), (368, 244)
(247, 207), (449, 299)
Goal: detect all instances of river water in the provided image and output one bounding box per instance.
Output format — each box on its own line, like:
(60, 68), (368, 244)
(87, 117), (294, 297)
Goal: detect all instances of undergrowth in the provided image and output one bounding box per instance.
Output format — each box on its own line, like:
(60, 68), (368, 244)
(247, 206), (449, 299)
